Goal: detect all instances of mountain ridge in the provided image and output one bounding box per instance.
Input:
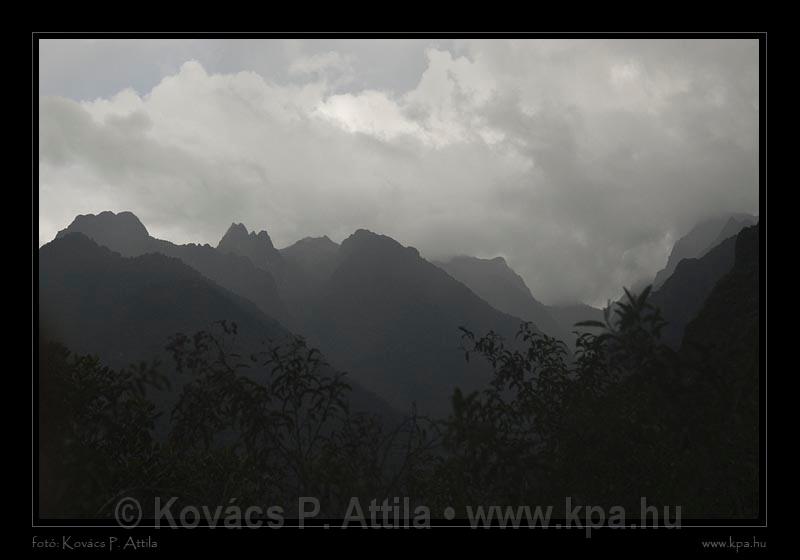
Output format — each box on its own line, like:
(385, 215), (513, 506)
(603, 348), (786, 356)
(306, 229), (528, 415)
(39, 232), (399, 421)
(652, 213), (756, 289)
(56, 211), (290, 326)
(434, 255), (569, 344)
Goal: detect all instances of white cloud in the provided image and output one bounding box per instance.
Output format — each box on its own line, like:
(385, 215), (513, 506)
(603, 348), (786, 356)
(38, 39), (759, 305)
(289, 51), (354, 79)
(314, 90), (422, 142)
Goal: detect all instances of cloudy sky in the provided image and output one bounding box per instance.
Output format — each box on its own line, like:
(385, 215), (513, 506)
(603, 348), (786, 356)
(38, 37), (759, 305)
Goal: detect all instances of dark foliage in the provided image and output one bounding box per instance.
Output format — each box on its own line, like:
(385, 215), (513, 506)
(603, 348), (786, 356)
(38, 226), (760, 520)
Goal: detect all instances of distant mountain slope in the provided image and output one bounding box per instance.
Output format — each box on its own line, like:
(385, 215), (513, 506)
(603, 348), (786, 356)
(653, 213), (756, 289)
(39, 233), (397, 419)
(280, 236), (340, 284)
(306, 230), (526, 416)
(216, 224), (337, 327)
(678, 224), (759, 516)
(682, 224), (759, 358)
(40, 232), (286, 368)
(218, 222), (285, 274)
(435, 256), (568, 343)
(546, 303), (605, 347)
(56, 212), (289, 325)
(707, 216), (758, 256)
(649, 234), (739, 349)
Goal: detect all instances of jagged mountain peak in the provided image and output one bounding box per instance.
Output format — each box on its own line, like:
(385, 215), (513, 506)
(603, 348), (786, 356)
(279, 235), (341, 289)
(225, 222), (249, 236)
(52, 211), (289, 326)
(280, 235), (340, 263)
(653, 212), (757, 289)
(57, 210), (150, 241)
(219, 222), (276, 250)
(346, 228), (392, 243)
(439, 255), (530, 296)
(435, 254), (567, 343)
(55, 210), (153, 255)
(285, 235), (338, 249)
(340, 229), (420, 260)
(217, 222), (282, 272)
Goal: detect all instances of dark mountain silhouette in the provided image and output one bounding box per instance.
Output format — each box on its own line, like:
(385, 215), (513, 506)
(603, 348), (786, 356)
(653, 213), (756, 289)
(547, 303), (605, 347)
(56, 212), (289, 325)
(682, 224), (759, 359)
(217, 222), (285, 273)
(39, 233), (396, 420)
(56, 211), (152, 254)
(197, 223), (540, 413)
(47, 210), (760, 418)
(434, 256), (568, 343)
(649, 233), (740, 349)
(305, 229), (526, 415)
(678, 224), (759, 515)
(52, 215), (530, 414)
(38, 213), (762, 519)
(215, 223), (333, 327)
(280, 235), (340, 284)
(40, 232), (285, 369)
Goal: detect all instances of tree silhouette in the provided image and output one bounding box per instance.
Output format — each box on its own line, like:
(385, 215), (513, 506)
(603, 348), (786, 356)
(39, 280), (758, 519)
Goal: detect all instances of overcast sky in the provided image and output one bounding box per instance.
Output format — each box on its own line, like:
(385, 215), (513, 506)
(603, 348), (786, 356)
(38, 38), (759, 306)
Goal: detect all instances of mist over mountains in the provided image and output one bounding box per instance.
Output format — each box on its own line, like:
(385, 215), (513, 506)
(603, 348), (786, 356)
(39, 232), (397, 421)
(37, 204), (762, 528)
(35, 37), (763, 531)
(434, 256), (569, 343)
(306, 229), (523, 414)
(44, 209), (758, 417)
(41, 232), (285, 366)
(56, 211), (289, 326)
(51, 213), (527, 415)
(652, 213), (757, 289)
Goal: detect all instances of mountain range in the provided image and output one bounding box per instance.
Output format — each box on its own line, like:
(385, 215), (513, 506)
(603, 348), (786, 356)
(57, 212), (289, 325)
(43, 210), (759, 416)
(434, 256), (569, 343)
(39, 232), (397, 421)
(50, 214), (526, 415)
(677, 224), (760, 513)
(650, 233), (739, 348)
(652, 213), (757, 289)
(646, 212), (757, 348)
(306, 230), (523, 414)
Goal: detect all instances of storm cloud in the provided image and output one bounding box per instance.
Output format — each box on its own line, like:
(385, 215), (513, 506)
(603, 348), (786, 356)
(38, 38), (759, 305)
